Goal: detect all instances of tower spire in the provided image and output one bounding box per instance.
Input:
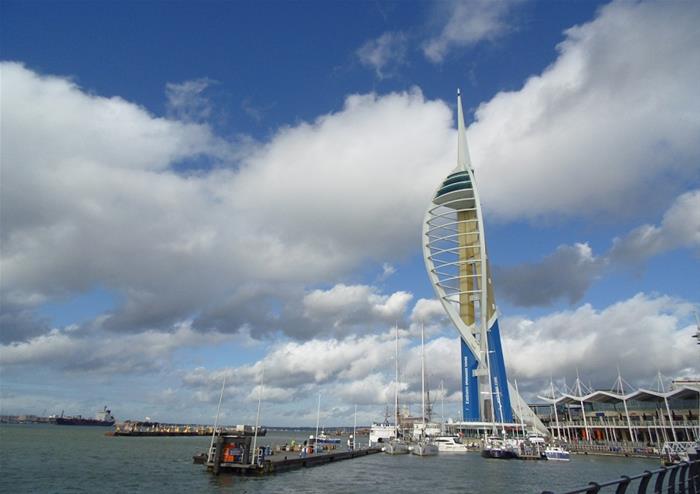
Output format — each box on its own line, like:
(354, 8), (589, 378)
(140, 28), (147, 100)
(456, 88), (472, 172)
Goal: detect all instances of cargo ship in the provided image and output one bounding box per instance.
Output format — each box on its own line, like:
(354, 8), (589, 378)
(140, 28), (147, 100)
(55, 406), (115, 426)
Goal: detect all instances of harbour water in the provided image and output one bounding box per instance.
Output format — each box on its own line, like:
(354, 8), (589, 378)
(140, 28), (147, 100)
(1, 424), (659, 493)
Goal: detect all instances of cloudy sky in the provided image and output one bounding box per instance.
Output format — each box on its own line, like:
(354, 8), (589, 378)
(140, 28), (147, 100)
(1, 0), (699, 426)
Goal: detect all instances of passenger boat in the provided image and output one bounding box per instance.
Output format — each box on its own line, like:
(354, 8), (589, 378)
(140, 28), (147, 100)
(544, 445), (571, 461)
(315, 432), (341, 445)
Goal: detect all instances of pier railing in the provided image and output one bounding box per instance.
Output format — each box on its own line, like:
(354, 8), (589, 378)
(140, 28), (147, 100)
(566, 441), (658, 457)
(541, 459), (700, 494)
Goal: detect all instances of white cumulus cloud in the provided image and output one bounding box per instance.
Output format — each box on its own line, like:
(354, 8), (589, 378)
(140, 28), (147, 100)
(501, 293), (699, 386)
(469, 0), (700, 221)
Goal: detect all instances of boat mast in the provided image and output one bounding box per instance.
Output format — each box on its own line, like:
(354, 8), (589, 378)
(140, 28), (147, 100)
(421, 321), (426, 433)
(353, 404), (357, 450)
(315, 392), (321, 447)
(395, 324), (400, 438)
(250, 365), (264, 465)
(440, 380), (445, 423)
(495, 379), (506, 437)
(208, 376), (226, 462)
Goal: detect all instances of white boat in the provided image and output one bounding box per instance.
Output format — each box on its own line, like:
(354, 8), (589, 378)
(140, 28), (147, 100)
(385, 438), (410, 455)
(434, 436), (469, 452)
(369, 422), (396, 448)
(316, 431), (341, 445)
(412, 421), (442, 440)
(544, 445), (571, 461)
(527, 432), (546, 444)
(413, 440), (439, 456)
(661, 441), (699, 465)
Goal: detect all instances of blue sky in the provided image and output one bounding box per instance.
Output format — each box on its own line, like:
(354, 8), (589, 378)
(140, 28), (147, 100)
(1, 0), (699, 426)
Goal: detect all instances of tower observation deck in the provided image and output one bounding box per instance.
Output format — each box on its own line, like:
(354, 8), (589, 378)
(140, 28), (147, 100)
(422, 90), (547, 434)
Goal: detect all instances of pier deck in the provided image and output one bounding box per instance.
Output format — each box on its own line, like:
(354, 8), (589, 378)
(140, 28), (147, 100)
(207, 447), (382, 475)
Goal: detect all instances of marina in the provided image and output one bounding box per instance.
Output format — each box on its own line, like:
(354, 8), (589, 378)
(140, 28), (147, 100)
(3, 2), (699, 492)
(2, 423), (691, 494)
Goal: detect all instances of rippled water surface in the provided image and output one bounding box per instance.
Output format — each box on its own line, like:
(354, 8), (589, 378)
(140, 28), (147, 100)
(0, 424), (658, 493)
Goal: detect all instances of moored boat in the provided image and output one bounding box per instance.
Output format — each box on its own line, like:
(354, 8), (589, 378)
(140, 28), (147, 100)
(384, 439), (410, 455)
(412, 440), (439, 456)
(369, 422), (396, 448)
(434, 436), (469, 452)
(544, 445), (571, 461)
(481, 436), (518, 459)
(316, 431), (341, 444)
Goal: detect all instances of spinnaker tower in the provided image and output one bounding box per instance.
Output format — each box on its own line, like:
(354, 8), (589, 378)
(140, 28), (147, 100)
(422, 90), (546, 434)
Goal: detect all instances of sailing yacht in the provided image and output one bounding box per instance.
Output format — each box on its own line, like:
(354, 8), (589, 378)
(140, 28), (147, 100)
(384, 438), (410, 455)
(480, 371), (519, 459)
(412, 323), (438, 457)
(385, 325), (410, 455)
(481, 434), (518, 459)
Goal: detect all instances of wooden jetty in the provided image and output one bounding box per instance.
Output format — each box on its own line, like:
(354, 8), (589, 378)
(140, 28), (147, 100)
(199, 435), (382, 476)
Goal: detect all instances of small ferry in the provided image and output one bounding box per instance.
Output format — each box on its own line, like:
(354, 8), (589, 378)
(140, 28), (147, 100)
(314, 432), (341, 445)
(544, 445), (571, 461)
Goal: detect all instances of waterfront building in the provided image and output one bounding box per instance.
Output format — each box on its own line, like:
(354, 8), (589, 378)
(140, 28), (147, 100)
(532, 375), (700, 448)
(422, 91), (546, 435)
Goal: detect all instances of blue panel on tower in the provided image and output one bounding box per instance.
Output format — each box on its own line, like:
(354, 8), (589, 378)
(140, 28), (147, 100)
(460, 337), (480, 421)
(487, 319), (513, 423)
